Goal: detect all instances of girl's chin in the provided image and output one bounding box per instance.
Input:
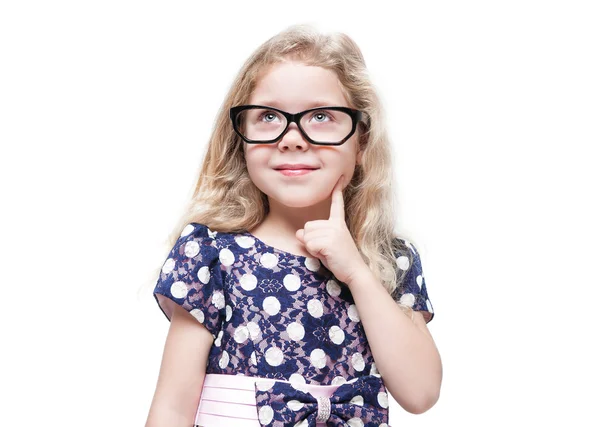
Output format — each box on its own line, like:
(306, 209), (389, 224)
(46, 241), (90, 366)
(269, 194), (328, 209)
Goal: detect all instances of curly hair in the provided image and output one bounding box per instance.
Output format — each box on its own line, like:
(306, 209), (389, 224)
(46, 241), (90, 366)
(147, 24), (415, 308)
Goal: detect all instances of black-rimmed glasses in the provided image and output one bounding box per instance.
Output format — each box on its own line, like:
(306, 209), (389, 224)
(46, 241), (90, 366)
(229, 105), (368, 146)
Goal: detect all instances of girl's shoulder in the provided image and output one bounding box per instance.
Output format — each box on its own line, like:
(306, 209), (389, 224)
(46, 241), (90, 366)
(185, 222), (217, 237)
(184, 222), (247, 258)
(183, 222), (233, 243)
(392, 235), (419, 259)
(169, 222), (222, 261)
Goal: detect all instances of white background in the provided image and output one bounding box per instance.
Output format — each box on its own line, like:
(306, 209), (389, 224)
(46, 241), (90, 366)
(1, 1), (599, 425)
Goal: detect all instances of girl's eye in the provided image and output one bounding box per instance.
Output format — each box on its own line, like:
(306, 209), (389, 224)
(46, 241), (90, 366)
(259, 111), (280, 123)
(310, 111), (333, 123)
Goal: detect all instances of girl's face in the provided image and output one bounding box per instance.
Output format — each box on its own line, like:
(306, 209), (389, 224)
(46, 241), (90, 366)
(243, 61), (363, 209)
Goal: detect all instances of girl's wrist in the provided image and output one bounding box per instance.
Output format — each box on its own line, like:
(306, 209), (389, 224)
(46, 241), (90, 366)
(345, 261), (374, 289)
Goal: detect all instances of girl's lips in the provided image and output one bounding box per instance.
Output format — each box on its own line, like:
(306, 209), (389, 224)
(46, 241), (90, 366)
(277, 168), (317, 176)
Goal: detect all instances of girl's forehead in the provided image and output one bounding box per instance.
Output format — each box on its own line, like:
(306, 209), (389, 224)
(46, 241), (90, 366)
(250, 61), (348, 110)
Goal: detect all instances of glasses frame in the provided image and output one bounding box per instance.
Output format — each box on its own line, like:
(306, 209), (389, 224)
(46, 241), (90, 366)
(229, 104), (368, 146)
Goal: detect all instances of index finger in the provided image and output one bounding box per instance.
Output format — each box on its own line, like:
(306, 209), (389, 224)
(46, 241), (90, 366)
(329, 175), (345, 222)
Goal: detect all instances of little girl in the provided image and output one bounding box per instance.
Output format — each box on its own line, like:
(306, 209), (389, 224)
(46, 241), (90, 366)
(146, 24), (442, 427)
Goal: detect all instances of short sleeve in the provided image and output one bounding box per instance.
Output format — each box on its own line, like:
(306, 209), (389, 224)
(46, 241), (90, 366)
(153, 223), (225, 337)
(391, 239), (435, 323)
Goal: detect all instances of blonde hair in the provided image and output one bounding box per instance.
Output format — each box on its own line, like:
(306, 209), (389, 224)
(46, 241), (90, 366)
(148, 24), (416, 306)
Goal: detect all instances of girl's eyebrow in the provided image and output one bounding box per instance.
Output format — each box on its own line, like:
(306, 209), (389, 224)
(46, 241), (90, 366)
(253, 100), (344, 110)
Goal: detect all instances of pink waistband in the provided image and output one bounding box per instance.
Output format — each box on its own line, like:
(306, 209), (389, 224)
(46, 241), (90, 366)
(194, 374), (344, 427)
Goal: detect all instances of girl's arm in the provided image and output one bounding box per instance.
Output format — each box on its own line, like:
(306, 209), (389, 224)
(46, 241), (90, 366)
(347, 267), (443, 415)
(145, 303), (214, 427)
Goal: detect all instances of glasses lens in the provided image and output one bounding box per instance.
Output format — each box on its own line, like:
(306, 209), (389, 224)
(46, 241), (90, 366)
(235, 108), (287, 142)
(300, 109), (353, 144)
(235, 108), (353, 144)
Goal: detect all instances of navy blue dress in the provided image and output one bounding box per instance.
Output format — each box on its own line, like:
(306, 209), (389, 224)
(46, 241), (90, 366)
(153, 223), (434, 422)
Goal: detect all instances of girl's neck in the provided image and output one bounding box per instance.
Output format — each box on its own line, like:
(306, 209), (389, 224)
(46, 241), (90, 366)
(248, 221), (312, 258)
(248, 198), (332, 257)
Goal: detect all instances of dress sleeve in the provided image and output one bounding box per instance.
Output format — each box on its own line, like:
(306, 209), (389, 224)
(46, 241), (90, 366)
(153, 223), (225, 337)
(391, 238), (435, 323)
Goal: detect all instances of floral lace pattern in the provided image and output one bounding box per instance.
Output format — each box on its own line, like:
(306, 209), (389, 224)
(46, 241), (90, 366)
(153, 222), (434, 388)
(254, 375), (390, 426)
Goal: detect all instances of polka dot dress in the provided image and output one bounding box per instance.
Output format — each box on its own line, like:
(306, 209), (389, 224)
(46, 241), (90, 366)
(153, 223), (434, 387)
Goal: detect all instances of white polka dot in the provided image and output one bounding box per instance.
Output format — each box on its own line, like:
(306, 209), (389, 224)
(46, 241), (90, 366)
(161, 258), (175, 274)
(404, 240), (416, 254)
(286, 322), (305, 341)
(258, 405), (274, 425)
(307, 299), (323, 318)
(247, 321), (261, 340)
(240, 273), (257, 291)
(287, 400), (304, 411)
(263, 296), (281, 316)
(347, 418), (364, 427)
(326, 280), (341, 297)
(234, 326), (249, 343)
(348, 304), (360, 322)
(331, 376), (346, 386)
(265, 347), (284, 367)
(396, 255), (410, 271)
(400, 293), (415, 307)
(290, 373), (308, 392)
(250, 351), (257, 366)
(289, 373), (306, 386)
(214, 330), (223, 347)
(184, 241), (200, 258)
(256, 379), (275, 391)
(235, 235), (255, 249)
(351, 353), (365, 371)
(212, 291), (225, 309)
(170, 281), (188, 299)
(426, 299), (433, 313)
(304, 257), (320, 271)
(310, 349), (327, 369)
(219, 248), (235, 266)
(416, 275), (423, 288)
(294, 420), (309, 427)
(190, 308), (204, 324)
(207, 228), (217, 239)
(329, 326), (345, 345)
(219, 351), (229, 369)
(370, 362), (381, 378)
(350, 395), (364, 406)
(260, 253), (279, 269)
(180, 224), (195, 237)
(197, 266), (210, 284)
(377, 392), (389, 408)
(283, 274), (301, 291)
(225, 305), (233, 321)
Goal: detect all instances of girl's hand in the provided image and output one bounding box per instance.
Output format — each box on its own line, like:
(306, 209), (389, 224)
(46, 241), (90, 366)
(295, 175), (367, 284)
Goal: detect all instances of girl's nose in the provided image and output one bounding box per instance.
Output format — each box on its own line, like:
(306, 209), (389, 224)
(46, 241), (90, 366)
(278, 123), (309, 151)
